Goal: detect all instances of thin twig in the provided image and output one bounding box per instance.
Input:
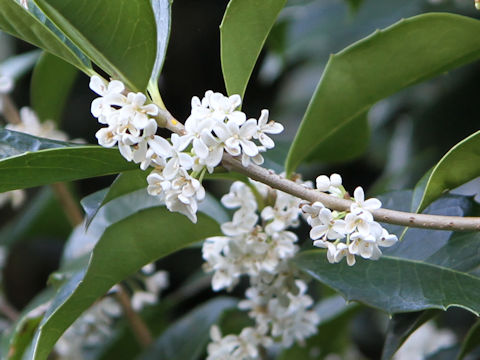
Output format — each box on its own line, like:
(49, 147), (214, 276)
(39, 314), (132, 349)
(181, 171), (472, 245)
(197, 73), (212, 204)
(115, 285), (153, 348)
(51, 182), (84, 227)
(155, 111), (480, 232)
(1, 95), (21, 125)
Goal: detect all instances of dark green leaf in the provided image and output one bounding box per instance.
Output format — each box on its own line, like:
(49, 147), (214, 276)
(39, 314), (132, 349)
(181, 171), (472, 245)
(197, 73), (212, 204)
(381, 310), (440, 360)
(346, 0), (364, 13)
(149, 0), (172, 84)
(34, 0), (157, 91)
(457, 320), (480, 360)
(0, 129), (136, 192)
(221, 0), (287, 98)
(295, 250), (480, 315)
(26, 204), (221, 359)
(0, 0), (90, 72)
(306, 114), (369, 164)
(138, 297), (237, 360)
(0, 289), (54, 360)
(31, 52), (78, 124)
(286, 13), (480, 174)
(416, 131), (480, 212)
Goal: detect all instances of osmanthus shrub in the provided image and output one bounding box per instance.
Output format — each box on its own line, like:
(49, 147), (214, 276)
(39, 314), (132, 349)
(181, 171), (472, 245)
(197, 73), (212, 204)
(0, 0), (479, 359)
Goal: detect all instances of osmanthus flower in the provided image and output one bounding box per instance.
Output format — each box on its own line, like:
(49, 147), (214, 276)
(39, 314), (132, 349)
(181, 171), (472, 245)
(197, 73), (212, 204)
(254, 109), (284, 149)
(89, 77), (284, 223)
(316, 173), (344, 197)
(303, 174), (398, 266)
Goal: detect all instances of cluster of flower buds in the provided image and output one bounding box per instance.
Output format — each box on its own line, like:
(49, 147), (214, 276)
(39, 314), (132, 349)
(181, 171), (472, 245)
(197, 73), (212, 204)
(203, 179), (319, 359)
(302, 174), (398, 266)
(90, 77), (283, 222)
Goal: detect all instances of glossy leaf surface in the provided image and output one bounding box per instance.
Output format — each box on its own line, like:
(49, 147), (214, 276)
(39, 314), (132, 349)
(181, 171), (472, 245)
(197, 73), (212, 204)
(34, 0), (157, 91)
(27, 202), (221, 359)
(286, 13), (480, 173)
(0, 0), (90, 72)
(416, 130), (480, 212)
(0, 129), (136, 192)
(221, 0), (286, 98)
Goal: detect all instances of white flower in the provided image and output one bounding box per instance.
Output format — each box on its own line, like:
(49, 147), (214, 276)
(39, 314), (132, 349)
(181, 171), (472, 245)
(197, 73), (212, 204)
(214, 119), (258, 158)
(0, 74), (13, 94)
(376, 227), (398, 247)
(221, 181), (257, 211)
(131, 291), (157, 311)
(89, 76), (126, 118)
(0, 189), (26, 210)
(145, 271), (169, 295)
(312, 240), (338, 263)
(208, 91), (246, 124)
(161, 134), (194, 179)
(334, 243), (356, 266)
(349, 232), (382, 260)
(164, 169), (205, 223)
(254, 109), (283, 149)
(316, 173), (343, 197)
(350, 187), (381, 214)
(309, 208), (346, 240)
(198, 130), (225, 170)
(121, 92), (159, 129)
(345, 210), (373, 236)
(7, 107), (68, 141)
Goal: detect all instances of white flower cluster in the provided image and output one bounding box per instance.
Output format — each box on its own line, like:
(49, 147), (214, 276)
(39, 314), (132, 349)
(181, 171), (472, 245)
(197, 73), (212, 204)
(302, 174), (398, 266)
(90, 77), (283, 222)
(130, 263), (169, 311)
(203, 179), (319, 359)
(55, 296), (122, 359)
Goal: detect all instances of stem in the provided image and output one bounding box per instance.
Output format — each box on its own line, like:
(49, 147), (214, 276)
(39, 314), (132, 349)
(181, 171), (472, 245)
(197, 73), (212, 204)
(51, 183), (84, 227)
(115, 285), (153, 348)
(155, 113), (480, 232)
(1, 94), (21, 125)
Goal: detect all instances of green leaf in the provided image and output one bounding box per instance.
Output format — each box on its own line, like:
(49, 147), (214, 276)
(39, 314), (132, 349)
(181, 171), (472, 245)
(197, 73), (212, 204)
(0, 129), (136, 192)
(0, 0), (90, 72)
(416, 131), (480, 213)
(295, 249), (480, 315)
(285, 13), (480, 174)
(34, 0), (157, 91)
(31, 52), (78, 124)
(221, 0), (286, 98)
(150, 0), (172, 84)
(306, 113), (369, 163)
(26, 200), (221, 360)
(138, 297), (237, 360)
(0, 289), (54, 360)
(0, 50), (41, 80)
(346, 0), (364, 13)
(381, 310), (440, 360)
(457, 320), (480, 360)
